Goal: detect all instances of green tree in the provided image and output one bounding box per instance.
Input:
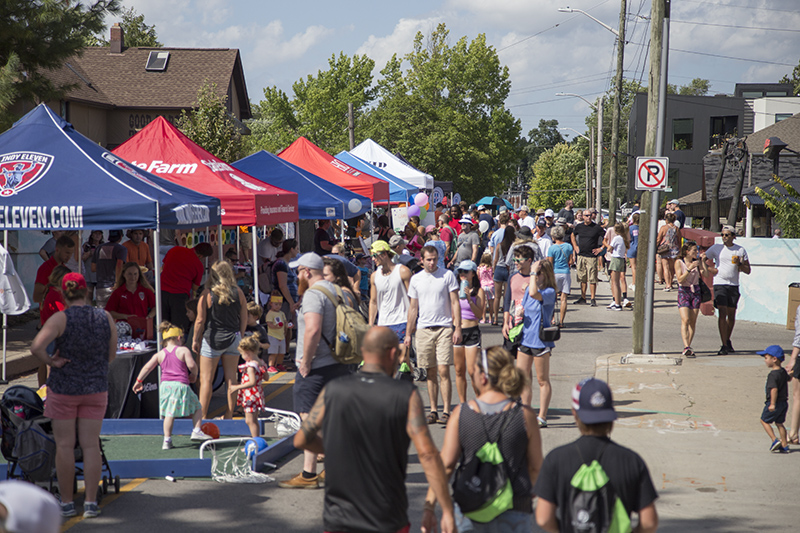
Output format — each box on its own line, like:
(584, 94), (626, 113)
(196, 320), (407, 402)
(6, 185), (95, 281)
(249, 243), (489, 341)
(85, 6), (162, 47)
(176, 81), (243, 162)
(779, 59), (800, 96)
(246, 53), (375, 155)
(362, 24), (521, 202)
(524, 119), (565, 169)
(667, 78), (710, 96)
(756, 177), (800, 238)
(529, 143), (585, 210)
(0, 0), (120, 129)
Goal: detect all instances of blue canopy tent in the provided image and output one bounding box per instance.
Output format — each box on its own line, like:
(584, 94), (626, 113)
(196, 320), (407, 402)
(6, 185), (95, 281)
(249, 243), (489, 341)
(475, 196), (513, 209)
(335, 151), (418, 202)
(0, 104), (221, 231)
(233, 151), (370, 220)
(0, 103), (223, 358)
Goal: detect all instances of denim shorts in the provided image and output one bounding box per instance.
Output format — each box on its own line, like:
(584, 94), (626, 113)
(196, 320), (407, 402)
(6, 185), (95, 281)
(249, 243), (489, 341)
(200, 334), (241, 358)
(493, 265), (509, 283)
(468, 510), (532, 533)
(385, 323), (407, 343)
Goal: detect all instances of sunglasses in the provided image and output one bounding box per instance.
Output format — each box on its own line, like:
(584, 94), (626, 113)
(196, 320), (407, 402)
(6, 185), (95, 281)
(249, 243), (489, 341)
(512, 257), (530, 263)
(721, 233), (733, 237)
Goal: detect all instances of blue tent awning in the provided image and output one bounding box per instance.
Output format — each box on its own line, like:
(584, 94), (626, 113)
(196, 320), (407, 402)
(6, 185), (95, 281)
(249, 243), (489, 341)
(336, 151), (418, 202)
(0, 104), (221, 231)
(233, 151), (370, 220)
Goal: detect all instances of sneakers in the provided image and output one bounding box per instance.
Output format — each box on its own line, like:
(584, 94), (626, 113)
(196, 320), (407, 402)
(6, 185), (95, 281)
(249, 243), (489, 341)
(623, 298), (632, 308)
(664, 287), (671, 292)
(682, 347), (696, 358)
(162, 437), (173, 450)
(83, 502), (100, 519)
(278, 472), (320, 489)
(190, 429), (213, 441)
(575, 297), (587, 305)
(629, 283), (635, 291)
(537, 416), (547, 428)
(267, 366), (279, 373)
(606, 302), (616, 309)
(727, 340), (735, 353)
(60, 501), (77, 518)
(276, 364), (287, 372)
(770, 439), (782, 452)
(590, 299), (597, 307)
(607, 304), (622, 311)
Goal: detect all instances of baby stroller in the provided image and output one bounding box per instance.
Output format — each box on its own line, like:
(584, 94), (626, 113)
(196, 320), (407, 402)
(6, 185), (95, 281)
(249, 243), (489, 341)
(1, 385), (56, 488)
(1, 385), (120, 495)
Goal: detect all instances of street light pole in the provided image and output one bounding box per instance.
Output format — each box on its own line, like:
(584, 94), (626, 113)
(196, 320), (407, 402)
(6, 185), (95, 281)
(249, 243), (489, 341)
(608, 0), (627, 226)
(596, 96), (604, 223)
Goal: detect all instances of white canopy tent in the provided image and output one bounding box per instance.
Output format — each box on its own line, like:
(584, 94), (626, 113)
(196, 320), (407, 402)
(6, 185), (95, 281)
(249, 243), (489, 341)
(350, 139), (434, 190)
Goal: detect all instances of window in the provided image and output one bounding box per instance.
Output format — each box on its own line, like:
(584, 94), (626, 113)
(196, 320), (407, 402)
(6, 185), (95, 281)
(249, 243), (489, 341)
(672, 119), (693, 151)
(741, 91), (763, 98)
(145, 51), (170, 71)
(766, 91), (789, 97)
(710, 116), (738, 148)
(776, 113), (792, 122)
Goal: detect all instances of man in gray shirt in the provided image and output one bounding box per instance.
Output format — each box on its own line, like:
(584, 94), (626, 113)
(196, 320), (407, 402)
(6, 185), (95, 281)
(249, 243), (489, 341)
(279, 252), (353, 490)
(450, 215), (480, 268)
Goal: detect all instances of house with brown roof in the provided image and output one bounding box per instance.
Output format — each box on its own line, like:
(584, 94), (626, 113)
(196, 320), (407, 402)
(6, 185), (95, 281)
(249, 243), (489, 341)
(13, 24), (251, 149)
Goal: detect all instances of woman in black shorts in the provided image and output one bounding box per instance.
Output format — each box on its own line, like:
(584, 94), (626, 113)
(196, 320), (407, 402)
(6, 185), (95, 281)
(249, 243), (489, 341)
(453, 260), (486, 404)
(675, 242), (710, 358)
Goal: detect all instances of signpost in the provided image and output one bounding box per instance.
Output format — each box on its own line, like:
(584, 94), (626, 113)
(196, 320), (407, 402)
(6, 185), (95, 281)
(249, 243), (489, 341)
(635, 157), (669, 191)
(431, 186), (444, 206)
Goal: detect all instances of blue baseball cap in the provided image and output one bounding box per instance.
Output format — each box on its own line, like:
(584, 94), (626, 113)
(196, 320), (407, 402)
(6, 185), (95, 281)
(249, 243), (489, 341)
(456, 260), (477, 272)
(757, 345), (784, 361)
(572, 378), (617, 424)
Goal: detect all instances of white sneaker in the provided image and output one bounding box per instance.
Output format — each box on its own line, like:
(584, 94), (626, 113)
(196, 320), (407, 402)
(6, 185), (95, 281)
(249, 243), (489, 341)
(191, 429), (213, 441)
(162, 438), (173, 450)
(607, 302), (616, 309)
(623, 298), (632, 308)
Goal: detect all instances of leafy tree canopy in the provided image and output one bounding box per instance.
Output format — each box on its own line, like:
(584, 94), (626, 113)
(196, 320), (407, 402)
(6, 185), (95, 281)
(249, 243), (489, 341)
(779, 58), (800, 96)
(668, 77), (710, 96)
(177, 81), (243, 163)
(245, 53), (375, 155)
(0, 0), (120, 129)
(756, 177), (800, 238)
(529, 143), (586, 210)
(362, 24), (521, 202)
(524, 119), (565, 171)
(87, 6), (162, 47)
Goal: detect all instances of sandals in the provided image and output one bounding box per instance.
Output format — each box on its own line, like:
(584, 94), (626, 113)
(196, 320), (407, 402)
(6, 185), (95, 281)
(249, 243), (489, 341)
(789, 435), (800, 445)
(427, 411), (438, 424)
(440, 412), (450, 425)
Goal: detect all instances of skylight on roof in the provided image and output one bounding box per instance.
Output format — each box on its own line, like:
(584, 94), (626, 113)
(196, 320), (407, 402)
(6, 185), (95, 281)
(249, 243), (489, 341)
(145, 51), (170, 72)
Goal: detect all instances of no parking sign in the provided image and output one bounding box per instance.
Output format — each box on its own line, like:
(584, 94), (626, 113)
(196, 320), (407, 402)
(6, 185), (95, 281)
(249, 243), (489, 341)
(635, 157), (669, 191)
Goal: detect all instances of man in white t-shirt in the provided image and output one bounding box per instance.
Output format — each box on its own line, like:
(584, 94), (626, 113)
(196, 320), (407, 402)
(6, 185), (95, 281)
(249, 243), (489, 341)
(518, 205), (535, 230)
(406, 245), (461, 425)
(257, 227), (284, 264)
(703, 226), (751, 355)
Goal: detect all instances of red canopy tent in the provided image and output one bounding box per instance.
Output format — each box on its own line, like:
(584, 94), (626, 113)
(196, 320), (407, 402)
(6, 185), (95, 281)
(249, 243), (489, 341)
(278, 137), (390, 202)
(114, 117), (298, 226)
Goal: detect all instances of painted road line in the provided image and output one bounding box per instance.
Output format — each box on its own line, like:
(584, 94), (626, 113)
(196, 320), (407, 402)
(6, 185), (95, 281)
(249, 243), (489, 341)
(62, 478), (148, 530)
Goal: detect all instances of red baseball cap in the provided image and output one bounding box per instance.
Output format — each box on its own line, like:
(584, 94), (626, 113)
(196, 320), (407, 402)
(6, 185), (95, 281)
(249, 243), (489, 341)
(61, 272), (87, 292)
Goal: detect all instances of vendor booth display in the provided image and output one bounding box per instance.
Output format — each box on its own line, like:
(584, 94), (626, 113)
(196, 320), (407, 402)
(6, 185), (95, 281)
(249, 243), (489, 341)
(233, 151), (370, 220)
(279, 137), (390, 202)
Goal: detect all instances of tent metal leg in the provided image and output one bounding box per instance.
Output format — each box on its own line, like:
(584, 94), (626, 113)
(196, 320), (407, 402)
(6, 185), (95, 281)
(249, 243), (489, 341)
(153, 228), (162, 353)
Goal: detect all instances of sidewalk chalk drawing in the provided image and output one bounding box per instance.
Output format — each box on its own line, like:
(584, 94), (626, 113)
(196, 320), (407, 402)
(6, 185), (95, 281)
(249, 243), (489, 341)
(661, 473), (727, 492)
(615, 418), (720, 436)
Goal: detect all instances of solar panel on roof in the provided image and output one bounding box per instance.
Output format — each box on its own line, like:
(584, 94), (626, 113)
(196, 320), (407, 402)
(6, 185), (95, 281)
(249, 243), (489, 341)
(145, 51), (170, 71)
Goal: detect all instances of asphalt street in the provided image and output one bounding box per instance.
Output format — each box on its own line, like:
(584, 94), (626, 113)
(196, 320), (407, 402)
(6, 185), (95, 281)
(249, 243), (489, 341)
(6, 275), (799, 532)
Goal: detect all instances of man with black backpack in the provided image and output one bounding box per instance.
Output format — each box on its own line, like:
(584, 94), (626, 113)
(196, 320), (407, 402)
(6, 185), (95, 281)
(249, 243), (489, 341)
(534, 378), (659, 533)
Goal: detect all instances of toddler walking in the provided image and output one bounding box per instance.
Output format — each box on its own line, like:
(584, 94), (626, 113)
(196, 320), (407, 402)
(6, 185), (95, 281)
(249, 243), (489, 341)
(133, 322), (211, 449)
(477, 253), (495, 324)
(758, 345), (790, 453)
(265, 293), (288, 372)
(230, 335), (267, 438)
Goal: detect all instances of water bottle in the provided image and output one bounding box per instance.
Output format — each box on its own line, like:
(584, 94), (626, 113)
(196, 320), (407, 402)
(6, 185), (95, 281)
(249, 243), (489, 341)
(459, 279), (468, 299)
(338, 331), (350, 344)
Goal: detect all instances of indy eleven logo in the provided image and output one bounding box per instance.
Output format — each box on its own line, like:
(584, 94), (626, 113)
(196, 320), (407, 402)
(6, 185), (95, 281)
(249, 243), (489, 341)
(0, 152), (54, 197)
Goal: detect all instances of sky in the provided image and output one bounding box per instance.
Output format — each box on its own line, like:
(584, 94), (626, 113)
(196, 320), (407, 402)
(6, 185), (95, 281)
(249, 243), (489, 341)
(111, 0), (800, 143)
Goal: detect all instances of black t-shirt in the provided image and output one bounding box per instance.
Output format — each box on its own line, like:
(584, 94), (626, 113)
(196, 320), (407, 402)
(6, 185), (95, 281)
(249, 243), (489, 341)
(314, 227), (333, 256)
(766, 369), (789, 403)
(558, 208), (575, 227)
(534, 435), (658, 531)
(674, 208), (686, 229)
(573, 222), (606, 257)
(322, 371), (416, 533)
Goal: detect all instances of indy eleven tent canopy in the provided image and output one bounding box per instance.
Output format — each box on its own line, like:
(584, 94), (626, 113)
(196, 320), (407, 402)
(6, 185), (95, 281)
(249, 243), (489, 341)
(278, 137), (390, 203)
(233, 151), (370, 220)
(335, 151), (416, 203)
(351, 139), (434, 190)
(114, 117), (298, 226)
(0, 104), (221, 231)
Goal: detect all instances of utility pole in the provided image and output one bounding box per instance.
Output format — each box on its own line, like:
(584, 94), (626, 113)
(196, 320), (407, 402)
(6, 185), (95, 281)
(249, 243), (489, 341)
(596, 96), (604, 223)
(608, 0), (627, 226)
(347, 102), (355, 150)
(633, 0), (669, 354)
(589, 126), (595, 208)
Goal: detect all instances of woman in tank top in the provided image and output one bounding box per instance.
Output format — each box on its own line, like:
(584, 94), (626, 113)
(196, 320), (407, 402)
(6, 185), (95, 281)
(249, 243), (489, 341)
(453, 260), (486, 406)
(193, 261), (248, 419)
(421, 346), (543, 532)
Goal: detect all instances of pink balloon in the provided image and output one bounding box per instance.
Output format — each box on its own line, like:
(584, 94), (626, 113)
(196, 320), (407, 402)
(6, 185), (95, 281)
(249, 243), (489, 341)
(407, 205), (421, 217)
(414, 193), (428, 207)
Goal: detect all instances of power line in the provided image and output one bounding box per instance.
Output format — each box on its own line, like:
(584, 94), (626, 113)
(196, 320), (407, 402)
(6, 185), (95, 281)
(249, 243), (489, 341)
(681, 0), (800, 16)
(671, 48), (796, 67)
(672, 20), (800, 33)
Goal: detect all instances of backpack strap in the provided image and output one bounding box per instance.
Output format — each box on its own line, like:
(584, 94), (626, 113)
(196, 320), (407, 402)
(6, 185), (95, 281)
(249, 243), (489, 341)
(575, 439), (610, 466)
(307, 284), (345, 352)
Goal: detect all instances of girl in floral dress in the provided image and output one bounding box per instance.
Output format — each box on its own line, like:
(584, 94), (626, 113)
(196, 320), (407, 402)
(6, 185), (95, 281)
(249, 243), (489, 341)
(230, 335), (266, 438)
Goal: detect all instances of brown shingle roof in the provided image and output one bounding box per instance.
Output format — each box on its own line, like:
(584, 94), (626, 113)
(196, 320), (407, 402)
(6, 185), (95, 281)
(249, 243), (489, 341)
(745, 112), (800, 153)
(53, 46), (251, 118)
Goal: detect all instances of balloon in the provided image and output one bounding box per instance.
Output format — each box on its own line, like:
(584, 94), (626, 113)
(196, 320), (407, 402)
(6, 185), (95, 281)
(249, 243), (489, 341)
(415, 193), (428, 207)
(419, 206), (427, 220)
(408, 205), (420, 217)
(479, 220), (490, 234)
(409, 193), (416, 205)
(348, 198), (362, 213)
(442, 197), (448, 206)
